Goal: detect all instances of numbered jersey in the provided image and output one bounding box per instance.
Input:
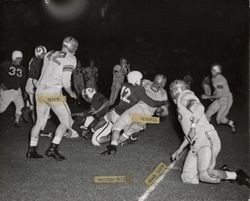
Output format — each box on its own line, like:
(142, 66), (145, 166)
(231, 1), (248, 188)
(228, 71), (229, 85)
(37, 50), (76, 90)
(0, 60), (26, 90)
(212, 74), (231, 98)
(28, 57), (43, 80)
(115, 82), (162, 115)
(177, 90), (214, 139)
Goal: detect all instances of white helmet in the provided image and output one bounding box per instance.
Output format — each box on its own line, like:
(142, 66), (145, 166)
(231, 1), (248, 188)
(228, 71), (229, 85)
(12, 50), (23, 61)
(62, 36), (78, 54)
(127, 71), (143, 85)
(211, 63), (222, 74)
(82, 88), (96, 101)
(35, 45), (47, 58)
(169, 80), (187, 101)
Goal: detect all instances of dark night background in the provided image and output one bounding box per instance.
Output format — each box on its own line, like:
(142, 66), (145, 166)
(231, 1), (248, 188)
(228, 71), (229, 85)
(0, 0), (248, 97)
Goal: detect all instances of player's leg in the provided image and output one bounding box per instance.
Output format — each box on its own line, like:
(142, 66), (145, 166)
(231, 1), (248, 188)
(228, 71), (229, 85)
(92, 122), (113, 146)
(26, 103), (50, 158)
(109, 82), (121, 106)
(0, 89), (14, 114)
(181, 150), (199, 184)
(217, 96), (235, 132)
(46, 101), (72, 161)
(13, 88), (25, 127)
(205, 100), (220, 122)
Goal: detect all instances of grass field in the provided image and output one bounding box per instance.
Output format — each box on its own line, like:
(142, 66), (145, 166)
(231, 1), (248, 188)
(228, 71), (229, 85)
(0, 93), (249, 201)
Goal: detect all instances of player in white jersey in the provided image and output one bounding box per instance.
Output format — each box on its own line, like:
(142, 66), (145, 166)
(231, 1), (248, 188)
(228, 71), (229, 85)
(26, 36), (78, 161)
(102, 74), (169, 155)
(170, 79), (249, 186)
(201, 64), (236, 132)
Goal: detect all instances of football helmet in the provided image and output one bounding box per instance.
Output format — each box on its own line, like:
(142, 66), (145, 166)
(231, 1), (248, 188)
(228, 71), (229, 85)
(127, 71), (143, 85)
(154, 74), (167, 88)
(35, 46), (47, 58)
(62, 36), (78, 54)
(169, 80), (187, 101)
(211, 63), (222, 74)
(82, 88), (96, 101)
(12, 50), (23, 61)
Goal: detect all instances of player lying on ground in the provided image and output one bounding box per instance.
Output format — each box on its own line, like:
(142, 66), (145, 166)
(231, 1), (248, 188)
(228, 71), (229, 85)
(201, 63), (236, 132)
(68, 87), (109, 139)
(91, 71), (167, 146)
(170, 79), (249, 186)
(101, 74), (169, 155)
(26, 36), (78, 161)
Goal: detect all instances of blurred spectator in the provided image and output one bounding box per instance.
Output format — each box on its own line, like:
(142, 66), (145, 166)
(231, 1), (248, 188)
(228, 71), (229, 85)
(183, 72), (193, 90)
(73, 60), (85, 102)
(83, 59), (98, 90)
(109, 57), (130, 106)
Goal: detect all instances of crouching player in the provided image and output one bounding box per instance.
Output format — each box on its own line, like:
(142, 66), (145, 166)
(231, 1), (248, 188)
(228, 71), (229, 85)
(70, 88), (109, 139)
(91, 71), (167, 146)
(169, 79), (249, 186)
(101, 74), (169, 154)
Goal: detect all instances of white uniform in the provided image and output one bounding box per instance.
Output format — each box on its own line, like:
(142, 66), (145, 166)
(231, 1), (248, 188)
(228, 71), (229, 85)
(35, 50), (76, 129)
(176, 89), (221, 184)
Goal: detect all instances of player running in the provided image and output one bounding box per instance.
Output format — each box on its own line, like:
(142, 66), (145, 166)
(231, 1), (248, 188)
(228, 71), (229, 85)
(0, 50), (27, 127)
(26, 36), (78, 161)
(201, 64), (236, 132)
(170, 79), (249, 186)
(91, 71), (167, 146)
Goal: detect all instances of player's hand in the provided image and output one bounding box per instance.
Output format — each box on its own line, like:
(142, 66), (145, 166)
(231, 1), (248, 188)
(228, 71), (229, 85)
(171, 148), (183, 161)
(100, 145), (117, 155)
(70, 92), (77, 99)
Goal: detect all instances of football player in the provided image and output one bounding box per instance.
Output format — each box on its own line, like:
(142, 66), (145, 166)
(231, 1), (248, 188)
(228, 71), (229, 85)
(109, 57), (130, 106)
(102, 74), (169, 154)
(70, 87), (109, 139)
(83, 59), (98, 90)
(72, 60), (85, 101)
(201, 64), (236, 132)
(91, 71), (167, 146)
(169, 79), (249, 186)
(25, 45), (47, 122)
(26, 36), (78, 161)
(0, 50), (27, 127)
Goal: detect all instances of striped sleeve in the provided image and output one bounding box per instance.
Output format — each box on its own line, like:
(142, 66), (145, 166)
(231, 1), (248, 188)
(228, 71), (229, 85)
(63, 65), (74, 72)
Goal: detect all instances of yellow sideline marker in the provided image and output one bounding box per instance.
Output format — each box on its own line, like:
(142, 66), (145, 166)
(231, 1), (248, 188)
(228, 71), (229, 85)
(132, 115), (160, 124)
(144, 162), (168, 187)
(94, 175), (133, 184)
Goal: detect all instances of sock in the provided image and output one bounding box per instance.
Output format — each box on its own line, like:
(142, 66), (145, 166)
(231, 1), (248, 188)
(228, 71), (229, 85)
(225, 171), (237, 180)
(228, 120), (234, 126)
(30, 137), (39, 147)
(52, 136), (62, 145)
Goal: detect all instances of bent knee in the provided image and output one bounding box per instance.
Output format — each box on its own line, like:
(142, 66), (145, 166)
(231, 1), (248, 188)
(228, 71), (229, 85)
(199, 170), (220, 184)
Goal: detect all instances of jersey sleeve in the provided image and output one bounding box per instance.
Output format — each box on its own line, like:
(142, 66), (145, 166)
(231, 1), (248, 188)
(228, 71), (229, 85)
(61, 56), (77, 88)
(135, 85), (166, 107)
(180, 91), (204, 120)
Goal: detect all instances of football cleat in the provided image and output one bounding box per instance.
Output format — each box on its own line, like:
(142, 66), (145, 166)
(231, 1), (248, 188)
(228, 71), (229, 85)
(236, 169), (250, 187)
(45, 144), (65, 161)
(64, 129), (79, 138)
(100, 145), (117, 155)
(14, 122), (23, 129)
(26, 146), (43, 159)
(81, 128), (90, 139)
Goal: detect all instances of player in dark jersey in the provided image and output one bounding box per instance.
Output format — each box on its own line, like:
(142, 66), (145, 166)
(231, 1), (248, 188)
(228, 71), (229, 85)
(91, 71), (167, 146)
(0, 50), (27, 127)
(25, 46), (47, 122)
(68, 87), (109, 139)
